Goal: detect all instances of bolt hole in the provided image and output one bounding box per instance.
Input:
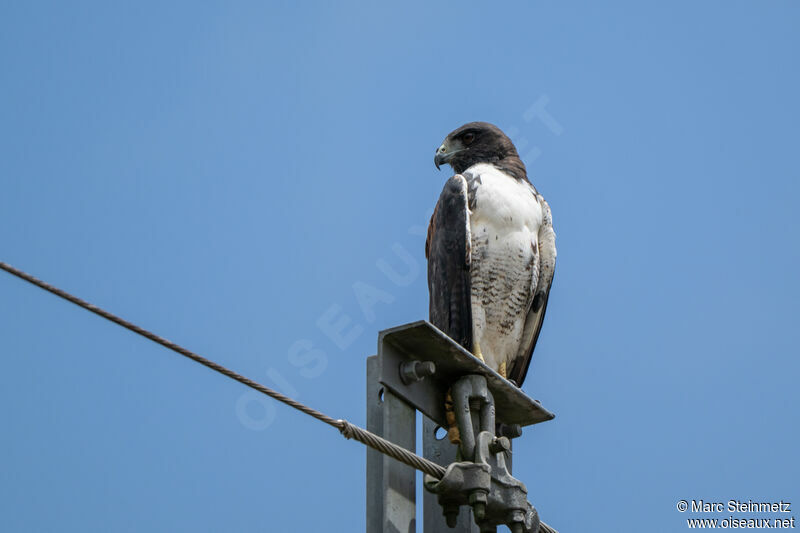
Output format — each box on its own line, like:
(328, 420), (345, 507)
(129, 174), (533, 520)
(434, 425), (447, 440)
(378, 387), (384, 403)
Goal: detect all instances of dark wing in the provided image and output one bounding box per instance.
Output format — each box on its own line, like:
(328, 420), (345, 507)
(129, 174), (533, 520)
(507, 195), (556, 386)
(426, 175), (472, 352)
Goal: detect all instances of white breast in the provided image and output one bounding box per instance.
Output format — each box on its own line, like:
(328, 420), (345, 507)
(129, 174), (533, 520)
(464, 164), (543, 230)
(462, 163), (543, 372)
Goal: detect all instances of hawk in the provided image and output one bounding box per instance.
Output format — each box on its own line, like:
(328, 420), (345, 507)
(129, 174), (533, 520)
(426, 122), (556, 387)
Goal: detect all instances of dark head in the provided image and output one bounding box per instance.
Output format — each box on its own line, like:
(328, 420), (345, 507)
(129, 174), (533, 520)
(434, 122), (527, 180)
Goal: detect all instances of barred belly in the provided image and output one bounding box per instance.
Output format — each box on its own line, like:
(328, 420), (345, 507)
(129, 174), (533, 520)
(464, 164), (542, 372)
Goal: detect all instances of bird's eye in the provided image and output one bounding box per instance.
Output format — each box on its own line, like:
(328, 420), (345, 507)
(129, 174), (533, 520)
(463, 133), (475, 144)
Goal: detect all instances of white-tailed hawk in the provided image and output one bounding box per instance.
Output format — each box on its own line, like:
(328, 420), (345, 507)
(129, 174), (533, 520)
(426, 122), (556, 387)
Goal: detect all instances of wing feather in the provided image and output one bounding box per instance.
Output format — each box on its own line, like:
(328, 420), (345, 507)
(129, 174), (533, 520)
(426, 175), (473, 351)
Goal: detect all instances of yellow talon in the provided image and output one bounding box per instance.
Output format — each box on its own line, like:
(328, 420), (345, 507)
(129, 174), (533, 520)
(445, 390), (460, 444)
(498, 361), (507, 379)
(473, 341), (485, 362)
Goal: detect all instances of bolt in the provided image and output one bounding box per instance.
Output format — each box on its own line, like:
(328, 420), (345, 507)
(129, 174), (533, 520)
(489, 436), (511, 454)
(400, 360), (436, 384)
(508, 510), (525, 531)
(417, 361), (435, 377)
(444, 504), (459, 528)
(473, 502), (486, 521)
(498, 423), (522, 439)
(470, 491), (488, 520)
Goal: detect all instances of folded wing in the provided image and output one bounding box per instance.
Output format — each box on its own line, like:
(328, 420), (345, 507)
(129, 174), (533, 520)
(426, 175), (473, 352)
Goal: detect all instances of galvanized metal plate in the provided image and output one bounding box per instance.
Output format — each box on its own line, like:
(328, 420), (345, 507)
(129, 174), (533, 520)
(378, 320), (555, 428)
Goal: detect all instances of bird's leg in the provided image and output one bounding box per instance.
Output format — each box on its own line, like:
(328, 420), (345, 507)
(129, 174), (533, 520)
(473, 340), (485, 363)
(498, 361), (507, 379)
(445, 389), (460, 444)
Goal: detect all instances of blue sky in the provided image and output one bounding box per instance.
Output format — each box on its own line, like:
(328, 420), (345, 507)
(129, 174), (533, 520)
(1, 2), (798, 532)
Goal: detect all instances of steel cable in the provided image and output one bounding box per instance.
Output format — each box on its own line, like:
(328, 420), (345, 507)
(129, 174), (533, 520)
(0, 261), (443, 476)
(338, 420), (446, 478)
(1, 260), (557, 532)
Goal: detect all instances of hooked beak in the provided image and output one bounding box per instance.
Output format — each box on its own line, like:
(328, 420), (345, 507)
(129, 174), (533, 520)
(434, 143), (454, 170)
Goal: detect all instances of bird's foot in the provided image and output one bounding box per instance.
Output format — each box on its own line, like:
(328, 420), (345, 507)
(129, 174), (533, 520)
(473, 341), (485, 363)
(445, 389), (460, 444)
(498, 361), (507, 379)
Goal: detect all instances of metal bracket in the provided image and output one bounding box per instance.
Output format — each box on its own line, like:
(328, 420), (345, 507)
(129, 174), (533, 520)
(424, 374), (541, 533)
(378, 321), (554, 430)
(425, 430), (540, 533)
(368, 321), (558, 533)
(451, 374), (496, 461)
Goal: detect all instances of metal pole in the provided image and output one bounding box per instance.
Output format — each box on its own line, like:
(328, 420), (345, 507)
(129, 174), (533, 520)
(366, 356), (384, 533)
(367, 355), (417, 533)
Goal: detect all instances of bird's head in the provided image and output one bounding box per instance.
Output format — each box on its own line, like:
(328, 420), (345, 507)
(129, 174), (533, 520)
(434, 122), (520, 174)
